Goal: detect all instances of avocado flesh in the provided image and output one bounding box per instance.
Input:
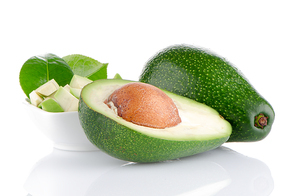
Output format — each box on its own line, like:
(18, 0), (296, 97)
(70, 87), (81, 98)
(29, 90), (43, 106)
(35, 79), (59, 97)
(38, 98), (64, 112)
(79, 79), (232, 162)
(54, 86), (79, 112)
(139, 44), (275, 142)
(70, 74), (92, 89)
(63, 84), (71, 92)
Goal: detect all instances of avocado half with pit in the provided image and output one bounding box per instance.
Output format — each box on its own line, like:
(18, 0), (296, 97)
(78, 79), (232, 162)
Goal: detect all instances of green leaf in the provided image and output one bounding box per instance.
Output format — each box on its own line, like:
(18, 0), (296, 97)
(87, 63), (108, 81)
(113, 73), (122, 79)
(19, 53), (74, 98)
(63, 54), (108, 81)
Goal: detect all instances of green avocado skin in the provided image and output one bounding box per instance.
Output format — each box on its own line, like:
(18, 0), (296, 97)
(79, 98), (229, 163)
(139, 44), (275, 142)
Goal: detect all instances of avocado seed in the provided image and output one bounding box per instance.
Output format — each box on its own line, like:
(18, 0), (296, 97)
(105, 82), (182, 129)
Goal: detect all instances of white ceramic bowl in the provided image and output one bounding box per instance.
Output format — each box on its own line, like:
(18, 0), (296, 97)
(23, 100), (99, 151)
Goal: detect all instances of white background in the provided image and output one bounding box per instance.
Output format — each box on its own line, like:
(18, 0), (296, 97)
(1, 0), (295, 195)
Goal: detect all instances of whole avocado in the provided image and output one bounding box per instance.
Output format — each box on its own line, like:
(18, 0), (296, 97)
(139, 44), (275, 142)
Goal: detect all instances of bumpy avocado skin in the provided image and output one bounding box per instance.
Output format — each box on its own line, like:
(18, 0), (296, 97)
(79, 97), (229, 163)
(139, 44), (275, 142)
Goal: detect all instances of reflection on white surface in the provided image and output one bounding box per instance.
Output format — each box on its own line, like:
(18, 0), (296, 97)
(24, 146), (273, 196)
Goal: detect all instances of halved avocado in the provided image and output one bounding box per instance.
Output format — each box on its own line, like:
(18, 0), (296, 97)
(79, 79), (232, 162)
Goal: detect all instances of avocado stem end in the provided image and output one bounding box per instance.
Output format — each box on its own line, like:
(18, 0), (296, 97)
(255, 113), (268, 129)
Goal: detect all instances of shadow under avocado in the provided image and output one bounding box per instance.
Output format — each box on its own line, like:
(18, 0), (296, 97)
(24, 146), (273, 196)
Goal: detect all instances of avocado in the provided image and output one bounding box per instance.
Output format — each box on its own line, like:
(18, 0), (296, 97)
(70, 75), (92, 89)
(139, 44), (275, 142)
(27, 75), (93, 112)
(35, 79), (59, 97)
(70, 87), (81, 98)
(63, 84), (71, 92)
(38, 98), (64, 112)
(78, 79), (232, 162)
(54, 86), (79, 112)
(29, 90), (43, 106)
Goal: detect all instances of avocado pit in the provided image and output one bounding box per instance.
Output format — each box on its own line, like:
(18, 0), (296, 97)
(104, 82), (182, 129)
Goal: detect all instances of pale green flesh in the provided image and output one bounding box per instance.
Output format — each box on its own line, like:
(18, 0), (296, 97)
(82, 79), (232, 141)
(38, 98), (64, 112)
(70, 87), (81, 98)
(35, 79), (59, 96)
(70, 74), (93, 89)
(54, 86), (79, 112)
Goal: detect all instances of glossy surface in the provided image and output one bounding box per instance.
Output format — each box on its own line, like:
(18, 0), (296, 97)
(106, 82), (181, 129)
(79, 79), (231, 162)
(140, 45), (275, 142)
(24, 147), (273, 196)
(19, 54), (74, 98)
(24, 101), (98, 151)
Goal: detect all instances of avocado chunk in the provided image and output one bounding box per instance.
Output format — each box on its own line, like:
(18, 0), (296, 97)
(63, 84), (71, 92)
(35, 79), (59, 97)
(139, 44), (275, 142)
(70, 87), (81, 98)
(29, 90), (43, 106)
(54, 86), (79, 112)
(79, 79), (232, 162)
(70, 75), (92, 89)
(38, 98), (64, 112)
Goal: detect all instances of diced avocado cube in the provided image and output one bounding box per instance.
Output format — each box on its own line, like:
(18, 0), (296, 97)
(70, 75), (92, 89)
(47, 91), (56, 99)
(70, 87), (81, 99)
(54, 87), (79, 112)
(29, 90), (43, 106)
(63, 84), (71, 92)
(38, 98), (64, 112)
(36, 79), (59, 96)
